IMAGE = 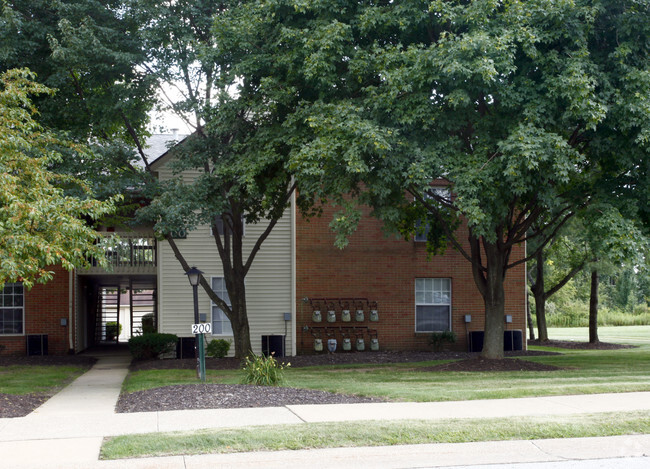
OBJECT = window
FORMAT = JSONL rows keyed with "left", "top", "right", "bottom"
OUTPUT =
{"left": 0, "top": 283, "right": 24, "bottom": 335}
{"left": 211, "top": 214, "right": 245, "bottom": 237}
{"left": 211, "top": 277, "right": 233, "bottom": 335}
{"left": 414, "top": 188, "right": 450, "bottom": 242}
{"left": 415, "top": 278, "right": 451, "bottom": 332}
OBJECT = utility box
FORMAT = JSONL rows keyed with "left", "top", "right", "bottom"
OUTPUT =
{"left": 261, "top": 335, "right": 285, "bottom": 358}
{"left": 469, "top": 330, "right": 523, "bottom": 352}
{"left": 27, "top": 334, "right": 48, "bottom": 356}
{"left": 176, "top": 337, "right": 196, "bottom": 359}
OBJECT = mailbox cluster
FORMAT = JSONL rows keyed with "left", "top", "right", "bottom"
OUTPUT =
{"left": 305, "top": 298, "right": 379, "bottom": 353}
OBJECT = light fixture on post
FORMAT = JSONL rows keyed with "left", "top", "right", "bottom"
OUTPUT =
{"left": 185, "top": 266, "right": 206, "bottom": 382}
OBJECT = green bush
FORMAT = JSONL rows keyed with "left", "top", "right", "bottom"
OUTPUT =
{"left": 241, "top": 353, "right": 289, "bottom": 386}
{"left": 128, "top": 333, "right": 178, "bottom": 360}
{"left": 106, "top": 321, "right": 122, "bottom": 340}
{"left": 206, "top": 338, "right": 231, "bottom": 358}
{"left": 141, "top": 314, "right": 156, "bottom": 334}
{"left": 428, "top": 331, "right": 457, "bottom": 352}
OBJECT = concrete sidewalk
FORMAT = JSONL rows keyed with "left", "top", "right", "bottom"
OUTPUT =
{"left": 0, "top": 354, "right": 649, "bottom": 468}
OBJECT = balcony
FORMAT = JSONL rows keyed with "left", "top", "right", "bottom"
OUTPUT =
{"left": 81, "top": 233, "right": 157, "bottom": 275}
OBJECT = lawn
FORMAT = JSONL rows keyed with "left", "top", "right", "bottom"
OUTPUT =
{"left": 0, "top": 365, "right": 90, "bottom": 396}
{"left": 101, "top": 410, "right": 650, "bottom": 459}
{"left": 121, "top": 326, "right": 650, "bottom": 401}
{"left": 542, "top": 325, "right": 650, "bottom": 345}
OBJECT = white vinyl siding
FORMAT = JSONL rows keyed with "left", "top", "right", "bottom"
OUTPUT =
{"left": 154, "top": 155, "right": 293, "bottom": 355}
{"left": 415, "top": 278, "right": 451, "bottom": 332}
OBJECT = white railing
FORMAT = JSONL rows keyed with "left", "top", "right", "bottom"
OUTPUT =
{"left": 83, "top": 233, "right": 157, "bottom": 274}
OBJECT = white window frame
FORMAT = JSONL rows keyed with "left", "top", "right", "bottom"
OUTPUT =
{"left": 0, "top": 282, "right": 24, "bottom": 336}
{"left": 210, "top": 277, "right": 233, "bottom": 336}
{"left": 415, "top": 278, "right": 452, "bottom": 332}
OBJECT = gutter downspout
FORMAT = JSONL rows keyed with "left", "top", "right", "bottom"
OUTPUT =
{"left": 291, "top": 188, "right": 297, "bottom": 356}
{"left": 68, "top": 270, "right": 74, "bottom": 353}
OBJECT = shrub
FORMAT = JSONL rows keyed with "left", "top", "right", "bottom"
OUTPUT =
{"left": 206, "top": 338, "right": 231, "bottom": 358}
{"left": 141, "top": 314, "right": 155, "bottom": 334}
{"left": 128, "top": 333, "right": 178, "bottom": 360}
{"left": 241, "top": 353, "right": 289, "bottom": 386}
{"left": 428, "top": 331, "right": 457, "bottom": 352}
{"left": 106, "top": 321, "right": 122, "bottom": 340}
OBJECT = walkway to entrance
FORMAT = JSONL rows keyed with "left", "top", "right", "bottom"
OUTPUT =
{"left": 0, "top": 350, "right": 649, "bottom": 468}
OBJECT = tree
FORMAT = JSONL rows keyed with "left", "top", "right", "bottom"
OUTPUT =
{"left": 128, "top": 0, "right": 321, "bottom": 357}
{"left": 0, "top": 68, "right": 117, "bottom": 287}
{"left": 528, "top": 221, "right": 587, "bottom": 342}
{"left": 223, "top": 0, "right": 650, "bottom": 358}
{"left": 2, "top": 0, "right": 305, "bottom": 357}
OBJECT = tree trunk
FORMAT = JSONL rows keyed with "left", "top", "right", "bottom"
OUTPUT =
{"left": 589, "top": 268, "right": 599, "bottom": 344}
{"left": 526, "top": 292, "right": 536, "bottom": 341}
{"left": 480, "top": 243, "right": 506, "bottom": 359}
{"left": 534, "top": 293, "right": 549, "bottom": 342}
{"left": 226, "top": 274, "right": 253, "bottom": 359}
{"left": 532, "top": 250, "right": 549, "bottom": 341}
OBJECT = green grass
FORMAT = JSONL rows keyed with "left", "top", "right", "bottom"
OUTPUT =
{"left": 541, "top": 325, "right": 650, "bottom": 345}
{"left": 101, "top": 410, "right": 650, "bottom": 459}
{"left": 121, "top": 326, "right": 650, "bottom": 402}
{"left": 0, "top": 365, "right": 89, "bottom": 395}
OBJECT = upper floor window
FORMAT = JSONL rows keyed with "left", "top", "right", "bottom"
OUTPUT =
{"left": 0, "top": 282, "right": 24, "bottom": 335}
{"left": 415, "top": 278, "right": 451, "bottom": 332}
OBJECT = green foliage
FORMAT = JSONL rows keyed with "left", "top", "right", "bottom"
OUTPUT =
{"left": 0, "top": 68, "right": 118, "bottom": 287}
{"left": 141, "top": 314, "right": 155, "bottom": 334}
{"left": 105, "top": 321, "right": 122, "bottom": 339}
{"left": 428, "top": 331, "right": 457, "bottom": 352}
{"left": 206, "top": 339, "right": 231, "bottom": 358}
{"left": 531, "top": 299, "right": 650, "bottom": 328}
{"left": 128, "top": 333, "right": 178, "bottom": 360}
{"left": 241, "top": 353, "right": 289, "bottom": 387}
{"left": 213, "top": 0, "right": 649, "bottom": 358}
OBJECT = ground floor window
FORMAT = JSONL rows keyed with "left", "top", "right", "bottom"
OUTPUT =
{"left": 211, "top": 277, "right": 233, "bottom": 335}
{"left": 0, "top": 282, "right": 24, "bottom": 335}
{"left": 415, "top": 278, "right": 451, "bottom": 332}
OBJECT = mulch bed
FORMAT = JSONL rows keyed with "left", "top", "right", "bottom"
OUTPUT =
{"left": 128, "top": 349, "right": 557, "bottom": 372}
{"left": 528, "top": 339, "right": 636, "bottom": 350}
{"left": 0, "top": 393, "right": 49, "bottom": 419}
{"left": 116, "top": 383, "right": 384, "bottom": 413}
{"left": 421, "top": 357, "right": 561, "bottom": 372}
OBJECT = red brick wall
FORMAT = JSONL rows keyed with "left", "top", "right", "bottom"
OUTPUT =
{"left": 0, "top": 265, "right": 73, "bottom": 356}
{"left": 296, "top": 203, "right": 527, "bottom": 354}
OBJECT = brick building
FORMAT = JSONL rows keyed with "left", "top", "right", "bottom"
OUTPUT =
{"left": 1, "top": 135, "right": 527, "bottom": 356}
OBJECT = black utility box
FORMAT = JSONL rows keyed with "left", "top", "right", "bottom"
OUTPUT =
{"left": 176, "top": 337, "right": 196, "bottom": 358}
{"left": 27, "top": 334, "right": 48, "bottom": 356}
{"left": 469, "top": 330, "right": 523, "bottom": 352}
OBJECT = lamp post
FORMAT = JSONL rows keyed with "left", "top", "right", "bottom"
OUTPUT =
{"left": 186, "top": 266, "right": 206, "bottom": 382}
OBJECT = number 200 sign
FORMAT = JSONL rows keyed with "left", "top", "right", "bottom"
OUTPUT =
{"left": 191, "top": 323, "right": 212, "bottom": 334}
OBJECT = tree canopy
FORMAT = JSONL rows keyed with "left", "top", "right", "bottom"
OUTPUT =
{"left": 211, "top": 0, "right": 650, "bottom": 358}
{"left": 0, "top": 68, "right": 117, "bottom": 287}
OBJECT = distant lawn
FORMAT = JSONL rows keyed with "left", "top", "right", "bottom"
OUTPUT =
{"left": 101, "top": 410, "right": 650, "bottom": 459}
{"left": 0, "top": 365, "right": 90, "bottom": 395}
{"left": 541, "top": 325, "right": 650, "bottom": 345}
{"left": 121, "top": 326, "right": 650, "bottom": 402}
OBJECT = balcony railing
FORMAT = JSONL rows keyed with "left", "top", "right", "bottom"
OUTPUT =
{"left": 81, "top": 233, "right": 157, "bottom": 275}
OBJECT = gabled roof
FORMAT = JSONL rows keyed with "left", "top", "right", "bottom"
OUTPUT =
{"left": 146, "top": 132, "right": 189, "bottom": 170}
